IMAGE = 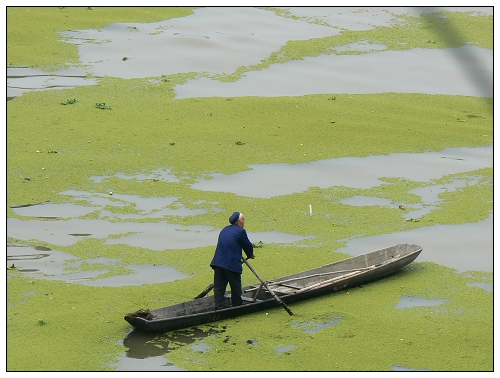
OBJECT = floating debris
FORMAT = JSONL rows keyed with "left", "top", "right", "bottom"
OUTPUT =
{"left": 61, "top": 98, "right": 77, "bottom": 105}
{"left": 96, "top": 102, "right": 112, "bottom": 110}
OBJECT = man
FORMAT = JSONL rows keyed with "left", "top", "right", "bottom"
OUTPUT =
{"left": 210, "top": 211, "right": 255, "bottom": 310}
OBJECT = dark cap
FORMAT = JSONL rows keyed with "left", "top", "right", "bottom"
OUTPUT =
{"left": 229, "top": 212, "right": 240, "bottom": 224}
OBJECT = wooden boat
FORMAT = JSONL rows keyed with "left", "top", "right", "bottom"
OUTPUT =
{"left": 125, "top": 243, "right": 422, "bottom": 332}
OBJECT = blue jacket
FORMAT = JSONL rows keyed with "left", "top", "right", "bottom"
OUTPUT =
{"left": 210, "top": 224, "right": 254, "bottom": 273}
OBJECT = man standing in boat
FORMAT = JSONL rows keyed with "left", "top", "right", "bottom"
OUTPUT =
{"left": 210, "top": 212, "right": 255, "bottom": 310}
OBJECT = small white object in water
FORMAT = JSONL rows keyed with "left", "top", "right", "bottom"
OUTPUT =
{"left": 309, "top": 204, "right": 313, "bottom": 216}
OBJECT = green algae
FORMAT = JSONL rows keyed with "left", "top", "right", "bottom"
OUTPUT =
{"left": 6, "top": 274, "right": 170, "bottom": 371}
{"left": 7, "top": 7, "right": 492, "bottom": 372}
{"left": 6, "top": 89, "right": 493, "bottom": 211}
{"left": 154, "top": 263, "right": 493, "bottom": 371}
{"left": 7, "top": 260, "right": 493, "bottom": 371}
{"left": 6, "top": 89, "right": 493, "bottom": 371}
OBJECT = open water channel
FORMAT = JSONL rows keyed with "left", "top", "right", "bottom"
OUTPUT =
{"left": 7, "top": 7, "right": 493, "bottom": 371}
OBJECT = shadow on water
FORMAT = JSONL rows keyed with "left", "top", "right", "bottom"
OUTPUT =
{"left": 116, "top": 314, "right": 345, "bottom": 368}
{"left": 111, "top": 326, "right": 226, "bottom": 371}
{"left": 417, "top": 7, "right": 493, "bottom": 112}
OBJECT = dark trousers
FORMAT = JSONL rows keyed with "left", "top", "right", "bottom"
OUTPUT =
{"left": 213, "top": 266, "right": 242, "bottom": 310}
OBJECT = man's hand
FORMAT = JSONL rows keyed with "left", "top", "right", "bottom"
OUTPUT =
{"left": 250, "top": 254, "right": 256, "bottom": 259}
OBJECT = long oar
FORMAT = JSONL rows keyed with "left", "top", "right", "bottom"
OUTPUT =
{"left": 242, "top": 256, "right": 293, "bottom": 316}
{"left": 195, "top": 283, "right": 214, "bottom": 299}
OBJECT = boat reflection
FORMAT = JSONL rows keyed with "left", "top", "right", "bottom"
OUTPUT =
{"left": 122, "top": 325, "right": 225, "bottom": 359}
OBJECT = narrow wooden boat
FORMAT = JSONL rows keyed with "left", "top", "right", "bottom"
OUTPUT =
{"left": 125, "top": 243, "right": 422, "bottom": 332}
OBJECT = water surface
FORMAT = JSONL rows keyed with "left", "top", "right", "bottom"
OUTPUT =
{"left": 192, "top": 145, "right": 492, "bottom": 197}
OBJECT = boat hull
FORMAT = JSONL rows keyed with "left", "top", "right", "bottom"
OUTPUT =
{"left": 125, "top": 243, "right": 422, "bottom": 332}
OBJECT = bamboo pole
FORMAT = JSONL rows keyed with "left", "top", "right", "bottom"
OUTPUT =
{"left": 242, "top": 256, "right": 294, "bottom": 316}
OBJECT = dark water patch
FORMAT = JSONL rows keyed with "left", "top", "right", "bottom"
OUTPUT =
{"left": 395, "top": 295, "right": 448, "bottom": 309}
